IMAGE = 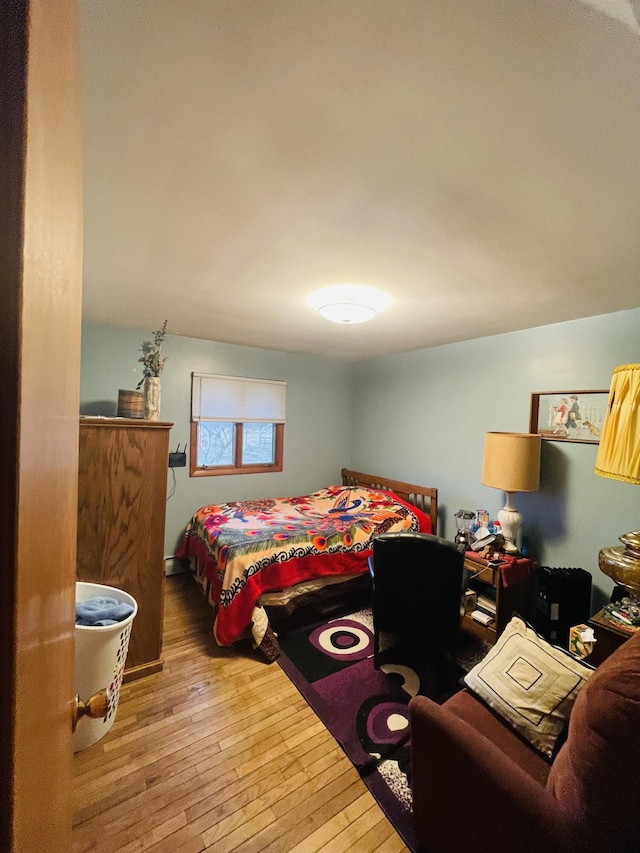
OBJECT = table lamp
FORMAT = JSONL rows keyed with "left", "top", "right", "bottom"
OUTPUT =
{"left": 594, "top": 363, "right": 640, "bottom": 598}
{"left": 481, "top": 432, "right": 542, "bottom": 554}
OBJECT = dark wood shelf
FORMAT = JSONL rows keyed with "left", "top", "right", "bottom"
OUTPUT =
{"left": 460, "top": 610, "right": 495, "bottom": 644}
{"left": 462, "top": 553, "right": 534, "bottom": 645}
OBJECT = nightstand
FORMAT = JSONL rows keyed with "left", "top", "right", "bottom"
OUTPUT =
{"left": 461, "top": 552, "right": 535, "bottom": 644}
{"left": 586, "top": 609, "right": 636, "bottom": 666}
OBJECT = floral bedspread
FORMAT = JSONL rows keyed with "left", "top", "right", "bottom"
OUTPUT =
{"left": 176, "top": 486, "right": 432, "bottom": 655}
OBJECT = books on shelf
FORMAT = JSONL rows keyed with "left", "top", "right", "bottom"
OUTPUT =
{"left": 477, "top": 594, "right": 496, "bottom": 614}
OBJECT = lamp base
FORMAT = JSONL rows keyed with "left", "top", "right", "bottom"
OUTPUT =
{"left": 497, "top": 505, "right": 522, "bottom": 555}
{"left": 599, "top": 531, "right": 640, "bottom": 598}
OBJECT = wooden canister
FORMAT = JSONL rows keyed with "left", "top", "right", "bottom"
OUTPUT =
{"left": 117, "top": 389, "right": 145, "bottom": 418}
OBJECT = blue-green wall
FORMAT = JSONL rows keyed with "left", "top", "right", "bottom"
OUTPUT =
{"left": 80, "top": 322, "right": 353, "bottom": 557}
{"left": 81, "top": 308, "right": 639, "bottom": 606}
{"left": 351, "top": 308, "right": 639, "bottom": 607}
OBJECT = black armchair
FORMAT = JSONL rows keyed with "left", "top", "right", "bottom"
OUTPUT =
{"left": 370, "top": 532, "right": 464, "bottom": 676}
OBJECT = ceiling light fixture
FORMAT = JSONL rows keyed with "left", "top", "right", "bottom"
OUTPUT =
{"left": 308, "top": 285, "right": 391, "bottom": 325}
{"left": 318, "top": 302, "right": 377, "bottom": 324}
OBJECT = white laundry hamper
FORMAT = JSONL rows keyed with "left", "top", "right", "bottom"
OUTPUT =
{"left": 74, "top": 581, "right": 138, "bottom": 752}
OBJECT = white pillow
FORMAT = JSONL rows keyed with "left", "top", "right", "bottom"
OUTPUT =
{"left": 463, "top": 615, "right": 594, "bottom": 758}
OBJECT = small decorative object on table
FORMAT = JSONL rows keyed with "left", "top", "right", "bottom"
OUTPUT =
{"left": 602, "top": 596, "right": 640, "bottom": 634}
{"left": 568, "top": 623, "right": 597, "bottom": 659}
{"left": 454, "top": 509, "right": 476, "bottom": 552}
{"left": 117, "top": 389, "right": 144, "bottom": 418}
{"left": 136, "top": 320, "right": 168, "bottom": 420}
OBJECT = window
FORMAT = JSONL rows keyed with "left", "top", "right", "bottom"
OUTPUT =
{"left": 190, "top": 373, "right": 286, "bottom": 476}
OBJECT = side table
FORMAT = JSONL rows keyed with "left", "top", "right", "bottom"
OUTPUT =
{"left": 461, "top": 553, "right": 535, "bottom": 645}
{"left": 586, "top": 609, "right": 636, "bottom": 666}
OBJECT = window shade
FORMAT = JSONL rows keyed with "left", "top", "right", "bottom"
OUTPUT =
{"left": 191, "top": 373, "right": 286, "bottom": 423}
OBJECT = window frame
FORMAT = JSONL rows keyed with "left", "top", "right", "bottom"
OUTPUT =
{"left": 189, "top": 372, "right": 286, "bottom": 477}
{"left": 189, "top": 420, "right": 284, "bottom": 476}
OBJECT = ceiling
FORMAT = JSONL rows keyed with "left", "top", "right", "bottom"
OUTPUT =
{"left": 80, "top": 0, "right": 640, "bottom": 362}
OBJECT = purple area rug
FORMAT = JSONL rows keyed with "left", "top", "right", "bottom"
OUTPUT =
{"left": 277, "top": 608, "right": 485, "bottom": 851}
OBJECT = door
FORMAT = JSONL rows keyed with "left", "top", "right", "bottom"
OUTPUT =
{"left": 0, "top": 1, "right": 82, "bottom": 850}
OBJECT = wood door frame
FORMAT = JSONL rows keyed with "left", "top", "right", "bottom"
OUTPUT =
{"left": 0, "top": 1, "right": 82, "bottom": 850}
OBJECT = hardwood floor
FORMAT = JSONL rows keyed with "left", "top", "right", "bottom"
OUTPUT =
{"left": 73, "top": 573, "right": 411, "bottom": 853}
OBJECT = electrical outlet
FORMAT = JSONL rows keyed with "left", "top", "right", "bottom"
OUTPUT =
{"left": 168, "top": 451, "right": 186, "bottom": 468}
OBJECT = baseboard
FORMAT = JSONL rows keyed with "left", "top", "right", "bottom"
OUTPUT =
{"left": 165, "top": 556, "right": 187, "bottom": 577}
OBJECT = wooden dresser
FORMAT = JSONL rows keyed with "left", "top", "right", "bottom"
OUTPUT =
{"left": 77, "top": 417, "right": 172, "bottom": 681}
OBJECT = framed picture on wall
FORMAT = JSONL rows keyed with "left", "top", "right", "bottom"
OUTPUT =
{"left": 529, "top": 390, "right": 609, "bottom": 444}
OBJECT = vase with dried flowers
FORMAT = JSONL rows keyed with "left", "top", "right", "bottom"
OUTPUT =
{"left": 136, "top": 320, "right": 168, "bottom": 420}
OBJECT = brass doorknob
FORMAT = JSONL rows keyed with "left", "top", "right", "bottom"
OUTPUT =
{"left": 72, "top": 691, "right": 109, "bottom": 733}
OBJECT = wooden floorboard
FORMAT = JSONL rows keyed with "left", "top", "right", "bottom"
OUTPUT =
{"left": 73, "top": 573, "right": 411, "bottom": 853}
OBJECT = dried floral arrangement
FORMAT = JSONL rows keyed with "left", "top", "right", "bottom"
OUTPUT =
{"left": 136, "top": 320, "right": 168, "bottom": 388}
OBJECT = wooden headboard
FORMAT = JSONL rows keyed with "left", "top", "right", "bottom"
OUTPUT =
{"left": 341, "top": 468, "right": 438, "bottom": 536}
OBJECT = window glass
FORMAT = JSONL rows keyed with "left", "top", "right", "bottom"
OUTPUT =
{"left": 242, "top": 422, "right": 275, "bottom": 465}
{"left": 197, "top": 421, "right": 234, "bottom": 467}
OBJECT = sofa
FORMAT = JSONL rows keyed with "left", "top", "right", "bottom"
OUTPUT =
{"left": 409, "top": 618, "right": 640, "bottom": 853}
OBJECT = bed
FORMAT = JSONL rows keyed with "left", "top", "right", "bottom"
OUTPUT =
{"left": 176, "top": 468, "right": 438, "bottom": 660}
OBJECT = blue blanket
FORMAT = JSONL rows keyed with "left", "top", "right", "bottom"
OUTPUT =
{"left": 76, "top": 596, "right": 134, "bottom": 626}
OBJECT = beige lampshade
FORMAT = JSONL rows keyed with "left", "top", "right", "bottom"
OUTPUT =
{"left": 594, "top": 363, "right": 640, "bottom": 485}
{"left": 482, "top": 432, "right": 541, "bottom": 493}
